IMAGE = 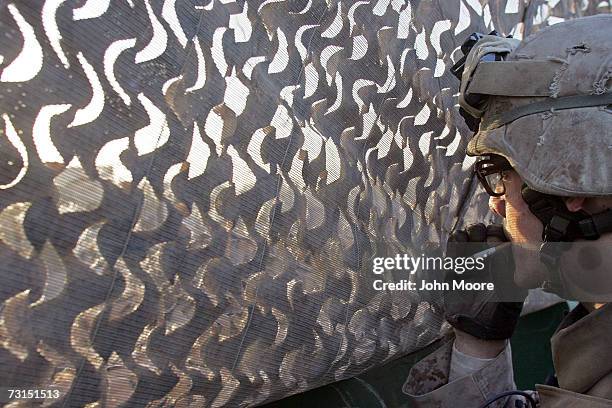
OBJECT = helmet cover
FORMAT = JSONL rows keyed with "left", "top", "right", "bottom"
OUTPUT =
{"left": 463, "top": 15, "right": 612, "bottom": 197}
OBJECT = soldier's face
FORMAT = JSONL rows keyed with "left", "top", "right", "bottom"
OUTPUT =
{"left": 488, "top": 170, "right": 548, "bottom": 287}
{"left": 490, "top": 170, "right": 542, "bottom": 243}
{"left": 488, "top": 170, "right": 612, "bottom": 290}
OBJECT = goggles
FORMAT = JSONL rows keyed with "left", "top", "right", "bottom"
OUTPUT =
{"left": 450, "top": 30, "right": 510, "bottom": 132}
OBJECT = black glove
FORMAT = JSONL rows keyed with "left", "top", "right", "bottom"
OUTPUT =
{"left": 444, "top": 223, "right": 526, "bottom": 340}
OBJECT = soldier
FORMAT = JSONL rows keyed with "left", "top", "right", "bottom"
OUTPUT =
{"left": 402, "top": 14, "right": 612, "bottom": 407}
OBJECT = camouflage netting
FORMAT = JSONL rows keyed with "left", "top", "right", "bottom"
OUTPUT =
{"left": 0, "top": 0, "right": 608, "bottom": 407}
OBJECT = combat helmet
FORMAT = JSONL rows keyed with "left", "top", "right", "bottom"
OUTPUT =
{"left": 458, "top": 14, "right": 612, "bottom": 197}
{"left": 453, "top": 15, "right": 612, "bottom": 289}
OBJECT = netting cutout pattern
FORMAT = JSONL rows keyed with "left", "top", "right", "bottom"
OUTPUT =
{"left": 0, "top": 0, "right": 608, "bottom": 406}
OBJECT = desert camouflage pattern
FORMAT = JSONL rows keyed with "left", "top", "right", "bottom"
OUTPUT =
{"left": 403, "top": 304, "right": 612, "bottom": 407}
{"left": 0, "top": 0, "right": 608, "bottom": 406}
{"left": 466, "top": 13, "right": 612, "bottom": 197}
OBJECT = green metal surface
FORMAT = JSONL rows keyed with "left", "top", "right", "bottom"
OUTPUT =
{"left": 510, "top": 302, "right": 569, "bottom": 390}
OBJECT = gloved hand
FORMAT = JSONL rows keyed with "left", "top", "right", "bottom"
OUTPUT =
{"left": 444, "top": 223, "right": 526, "bottom": 340}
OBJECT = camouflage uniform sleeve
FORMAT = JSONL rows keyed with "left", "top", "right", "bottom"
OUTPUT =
{"left": 402, "top": 337, "right": 518, "bottom": 408}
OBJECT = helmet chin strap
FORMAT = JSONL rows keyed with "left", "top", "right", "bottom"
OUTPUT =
{"left": 520, "top": 184, "right": 612, "bottom": 295}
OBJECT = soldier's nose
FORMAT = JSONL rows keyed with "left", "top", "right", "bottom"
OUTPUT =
{"left": 489, "top": 195, "right": 506, "bottom": 218}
